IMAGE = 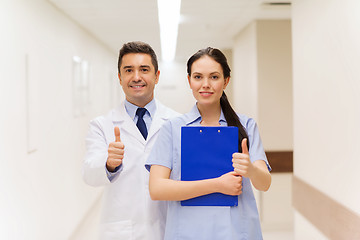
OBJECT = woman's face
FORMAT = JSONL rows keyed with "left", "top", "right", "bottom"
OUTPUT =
{"left": 188, "top": 56, "right": 229, "bottom": 107}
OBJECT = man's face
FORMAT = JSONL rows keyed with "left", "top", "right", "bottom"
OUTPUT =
{"left": 118, "top": 53, "right": 159, "bottom": 107}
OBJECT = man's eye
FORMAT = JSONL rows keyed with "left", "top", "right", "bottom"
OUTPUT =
{"left": 141, "top": 68, "right": 149, "bottom": 72}
{"left": 212, "top": 75, "right": 219, "bottom": 79}
{"left": 125, "top": 69, "right": 132, "bottom": 73}
{"left": 194, "top": 75, "right": 201, "bottom": 79}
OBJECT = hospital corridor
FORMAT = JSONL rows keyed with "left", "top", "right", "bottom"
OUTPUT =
{"left": 1, "top": 0, "right": 359, "bottom": 239}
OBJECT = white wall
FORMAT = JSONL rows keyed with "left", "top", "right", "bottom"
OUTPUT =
{"left": 292, "top": 0, "right": 360, "bottom": 238}
{"left": 257, "top": 20, "right": 293, "bottom": 151}
{"left": 233, "top": 22, "right": 259, "bottom": 119}
{"left": 233, "top": 20, "right": 293, "bottom": 150}
{"left": 0, "top": 0, "right": 120, "bottom": 239}
{"left": 156, "top": 60, "right": 194, "bottom": 114}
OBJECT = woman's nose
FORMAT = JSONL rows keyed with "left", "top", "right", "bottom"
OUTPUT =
{"left": 202, "top": 78, "right": 210, "bottom": 88}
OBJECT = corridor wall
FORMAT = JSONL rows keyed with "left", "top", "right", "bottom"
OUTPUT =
{"left": 292, "top": 0, "right": 360, "bottom": 239}
{"left": 0, "top": 0, "right": 120, "bottom": 239}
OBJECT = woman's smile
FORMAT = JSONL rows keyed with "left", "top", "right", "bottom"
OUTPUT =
{"left": 199, "top": 91, "right": 214, "bottom": 97}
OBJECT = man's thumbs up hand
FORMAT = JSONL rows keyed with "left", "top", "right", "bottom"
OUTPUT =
{"left": 114, "top": 126, "right": 121, "bottom": 142}
{"left": 106, "top": 127, "right": 125, "bottom": 172}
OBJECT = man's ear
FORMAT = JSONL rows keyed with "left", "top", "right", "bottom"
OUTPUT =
{"left": 155, "top": 70, "right": 160, "bottom": 84}
{"left": 187, "top": 75, "right": 191, "bottom": 88}
{"left": 118, "top": 73, "right": 122, "bottom": 84}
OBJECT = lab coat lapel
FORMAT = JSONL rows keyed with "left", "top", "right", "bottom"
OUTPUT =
{"left": 112, "top": 102, "right": 146, "bottom": 145}
{"left": 147, "top": 100, "right": 169, "bottom": 142}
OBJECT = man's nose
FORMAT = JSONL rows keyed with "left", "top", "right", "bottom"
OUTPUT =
{"left": 134, "top": 70, "right": 141, "bottom": 80}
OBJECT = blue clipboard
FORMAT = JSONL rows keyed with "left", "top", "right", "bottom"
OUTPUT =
{"left": 181, "top": 126, "right": 239, "bottom": 206}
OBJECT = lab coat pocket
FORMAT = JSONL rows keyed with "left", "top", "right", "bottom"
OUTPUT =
{"left": 99, "top": 220, "right": 133, "bottom": 240}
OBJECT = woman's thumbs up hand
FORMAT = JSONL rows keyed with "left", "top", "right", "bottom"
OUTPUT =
{"left": 232, "top": 138, "right": 254, "bottom": 178}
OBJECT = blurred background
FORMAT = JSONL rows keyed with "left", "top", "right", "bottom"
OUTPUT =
{"left": 1, "top": 0, "right": 359, "bottom": 239}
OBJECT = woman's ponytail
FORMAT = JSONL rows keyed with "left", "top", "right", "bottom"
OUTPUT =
{"left": 220, "top": 92, "right": 249, "bottom": 152}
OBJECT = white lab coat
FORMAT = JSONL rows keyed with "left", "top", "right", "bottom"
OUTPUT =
{"left": 83, "top": 99, "right": 179, "bottom": 240}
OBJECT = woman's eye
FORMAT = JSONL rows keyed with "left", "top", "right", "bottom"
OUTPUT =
{"left": 194, "top": 75, "right": 201, "bottom": 79}
{"left": 212, "top": 75, "right": 219, "bottom": 80}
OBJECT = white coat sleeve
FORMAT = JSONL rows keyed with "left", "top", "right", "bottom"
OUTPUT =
{"left": 82, "top": 117, "right": 112, "bottom": 186}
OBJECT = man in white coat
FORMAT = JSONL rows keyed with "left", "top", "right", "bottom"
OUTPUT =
{"left": 83, "top": 41, "right": 179, "bottom": 240}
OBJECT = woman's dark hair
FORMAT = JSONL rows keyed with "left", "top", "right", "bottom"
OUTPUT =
{"left": 187, "top": 47, "right": 249, "bottom": 152}
{"left": 118, "top": 41, "right": 158, "bottom": 73}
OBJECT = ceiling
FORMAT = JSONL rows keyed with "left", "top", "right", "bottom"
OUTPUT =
{"left": 48, "top": 0, "right": 291, "bottom": 61}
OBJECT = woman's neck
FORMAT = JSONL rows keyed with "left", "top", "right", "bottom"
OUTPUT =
{"left": 197, "top": 103, "right": 222, "bottom": 126}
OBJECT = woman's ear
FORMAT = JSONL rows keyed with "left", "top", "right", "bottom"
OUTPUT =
{"left": 187, "top": 75, "right": 191, "bottom": 88}
{"left": 224, "top": 77, "right": 230, "bottom": 89}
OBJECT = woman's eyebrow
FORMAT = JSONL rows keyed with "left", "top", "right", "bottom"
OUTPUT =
{"left": 192, "top": 72, "right": 202, "bottom": 75}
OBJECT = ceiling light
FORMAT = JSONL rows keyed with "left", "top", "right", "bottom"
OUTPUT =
{"left": 157, "top": 0, "right": 181, "bottom": 61}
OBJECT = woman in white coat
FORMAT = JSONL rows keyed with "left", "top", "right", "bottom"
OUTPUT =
{"left": 83, "top": 41, "right": 179, "bottom": 240}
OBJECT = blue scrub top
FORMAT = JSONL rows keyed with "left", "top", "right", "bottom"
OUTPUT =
{"left": 145, "top": 104, "right": 271, "bottom": 240}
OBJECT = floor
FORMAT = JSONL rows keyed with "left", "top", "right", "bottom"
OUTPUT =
{"left": 263, "top": 230, "right": 294, "bottom": 240}
{"left": 69, "top": 199, "right": 294, "bottom": 240}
